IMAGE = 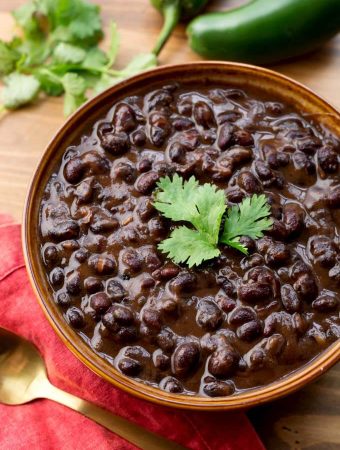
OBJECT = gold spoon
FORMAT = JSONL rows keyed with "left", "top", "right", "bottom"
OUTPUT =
{"left": 0, "top": 327, "right": 186, "bottom": 450}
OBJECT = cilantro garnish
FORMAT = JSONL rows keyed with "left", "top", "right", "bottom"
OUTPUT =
{"left": 220, "top": 194, "right": 273, "bottom": 255}
{"left": 154, "top": 174, "right": 226, "bottom": 267}
{"left": 154, "top": 175, "right": 273, "bottom": 267}
{"left": 0, "top": 0, "right": 157, "bottom": 115}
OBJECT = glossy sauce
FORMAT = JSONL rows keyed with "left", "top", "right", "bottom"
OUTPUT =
{"left": 39, "top": 83, "right": 339, "bottom": 397}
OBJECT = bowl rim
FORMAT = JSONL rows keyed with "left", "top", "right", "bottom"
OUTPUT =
{"left": 23, "top": 61, "right": 340, "bottom": 410}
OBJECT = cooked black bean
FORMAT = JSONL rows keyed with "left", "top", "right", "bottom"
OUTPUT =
{"left": 118, "top": 357, "right": 142, "bottom": 376}
{"left": 172, "top": 341, "right": 200, "bottom": 377}
{"left": 90, "top": 292, "right": 112, "bottom": 314}
{"left": 66, "top": 307, "right": 85, "bottom": 329}
{"left": 237, "top": 320, "right": 262, "bottom": 342}
{"left": 281, "top": 284, "right": 301, "bottom": 313}
{"left": 208, "top": 346, "right": 239, "bottom": 378}
{"left": 203, "top": 380, "right": 234, "bottom": 397}
{"left": 135, "top": 171, "right": 160, "bottom": 194}
{"left": 39, "top": 81, "right": 340, "bottom": 397}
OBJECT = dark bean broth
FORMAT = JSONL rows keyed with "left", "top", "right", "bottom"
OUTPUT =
{"left": 39, "top": 82, "right": 340, "bottom": 397}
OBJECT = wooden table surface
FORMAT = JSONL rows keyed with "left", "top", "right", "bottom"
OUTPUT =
{"left": 0, "top": 1, "right": 339, "bottom": 448}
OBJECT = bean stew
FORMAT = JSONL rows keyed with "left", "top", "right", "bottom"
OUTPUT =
{"left": 39, "top": 81, "right": 339, "bottom": 397}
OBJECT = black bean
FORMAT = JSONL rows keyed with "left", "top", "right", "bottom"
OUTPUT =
{"left": 75, "top": 179, "right": 93, "bottom": 203}
{"left": 43, "top": 245, "right": 59, "bottom": 266}
{"left": 131, "top": 129, "right": 146, "bottom": 147}
{"left": 121, "top": 248, "right": 143, "bottom": 274}
{"left": 266, "top": 243, "right": 290, "bottom": 266}
{"left": 238, "top": 171, "right": 262, "bottom": 194}
{"left": 172, "top": 341, "right": 200, "bottom": 377}
{"left": 101, "top": 132, "right": 130, "bottom": 154}
{"left": 281, "top": 284, "right": 301, "bottom": 313}
{"left": 203, "top": 380, "right": 234, "bottom": 397}
{"left": 90, "top": 292, "right": 112, "bottom": 314}
{"left": 283, "top": 204, "right": 304, "bottom": 238}
{"left": 112, "top": 162, "right": 136, "bottom": 183}
{"left": 312, "top": 294, "right": 338, "bottom": 312}
{"left": 112, "top": 305, "right": 135, "bottom": 325}
{"left": 173, "top": 117, "right": 194, "bottom": 131}
{"left": 153, "top": 350, "right": 170, "bottom": 370}
{"left": 233, "top": 129, "right": 254, "bottom": 146}
{"left": 49, "top": 220, "right": 80, "bottom": 241}
{"left": 196, "top": 299, "right": 223, "bottom": 331}
{"left": 265, "top": 333, "right": 286, "bottom": 355}
{"left": 317, "top": 145, "right": 338, "bottom": 173}
{"left": 156, "top": 329, "right": 176, "bottom": 352}
{"left": 118, "top": 357, "right": 142, "bottom": 376}
{"left": 64, "top": 158, "right": 84, "bottom": 183}
{"left": 309, "top": 236, "right": 337, "bottom": 268}
{"left": 238, "top": 282, "right": 273, "bottom": 303}
{"left": 74, "top": 249, "right": 89, "bottom": 263}
{"left": 66, "top": 271, "right": 81, "bottom": 295}
{"left": 208, "top": 346, "right": 239, "bottom": 378}
{"left": 168, "top": 142, "right": 187, "bottom": 163}
{"left": 294, "top": 273, "right": 318, "bottom": 301}
{"left": 50, "top": 267, "right": 64, "bottom": 287}
{"left": 169, "top": 271, "right": 197, "bottom": 295}
{"left": 113, "top": 103, "right": 136, "bottom": 132}
{"left": 116, "top": 326, "right": 138, "bottom": 343}
{"left": 84, "top": 276, "right": 104, "bottom": 294}
{"left": 237, "top": 320, "right": 262, "bottom": 342}
{"left": 142, "top": 308, "right": 162, "bottom": 331}
{"left": 135, "top": 171, "right": 160, "bottom": 194}
{"left": 215, "top": 295, "right": 236, "bottom": 313}
{"left": 255, "top": 160, "right": 273, "bottom": 181}
{"left": 66, "top": 307, "right": 85, "bottom": 329}
{"left": 229, "top": 306, "right": 256, "bottom": 325}
{"left": 160, "top": 376, "right": 183, "bottom": 393}
{"left": 218, "top": 123, "right": 233, "bottom": 150}
{"left": 56, "top": 292, "right": 71, "bottom": 307}
{"left": 193, "top": 101, "right": 216, "bottom": 128}
{"left": 106, "top": 279, "right": 127, "bottom": 301}
{"left": 89, "top": 255, "right": 117, "bottom": 275}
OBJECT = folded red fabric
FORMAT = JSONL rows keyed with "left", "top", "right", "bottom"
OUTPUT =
{"left": 0, "top": 214, "right": 264, "bottom": 450}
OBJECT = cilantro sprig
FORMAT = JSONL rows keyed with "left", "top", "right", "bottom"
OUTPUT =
{"left": 154, "top": 174, "right": 226, "bottom": 267}
{"left": 0, "top": 0, "right": 157, "bottom": 115}
{"left": 154, "top": 175, "right": 273, "bottom": 267}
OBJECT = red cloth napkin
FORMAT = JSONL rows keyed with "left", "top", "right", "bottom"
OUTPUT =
{"left": 0, "top": 214, "right": 264, "bottom": 450}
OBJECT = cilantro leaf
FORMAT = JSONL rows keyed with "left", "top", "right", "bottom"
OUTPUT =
{"left": 1, "top": 72, "right": 40, "bottom": 109}
{"left": 154, "top": 174, "right": 226, "bottom": 265}
{"left": 12, "top": 2, "right": 44, "bottom": 40}
{"left": 154, "top": 174, "right": 200, "bottom": 223}
{"left": 61, "top": 72, "right": 87, "bottom": 116}
{"left": 191, "top": 183, "right": 226, "bottom": 244}
{"left": 0, "top": 41, "right": 19, "bottom": 75}
{"left": 53, "top": 42, "right": 86, "bottom": 64}
{"left": 221, "top": 194, "right": 273, "bottom": 254}
{"left": 35, "top": 68, "right": 64, "bottom": 96}
{"left": 158, "top": 226, "right": 220, "bottom": 268}
{"left": 106, "top": 22, "right": 120, "bottom": 68}
{"left": 82, "top": 47, "right": 108, "bottom": 70}
{"left": 120, "top": 53, "right": 158, "bottom": 76}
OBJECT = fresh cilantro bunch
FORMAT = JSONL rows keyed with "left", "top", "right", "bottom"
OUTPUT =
{"left": 154, "top": 174, "right": 273, "bottom": 267}
{"left": 0, "top": 0, "right": 157, "bottom": 115}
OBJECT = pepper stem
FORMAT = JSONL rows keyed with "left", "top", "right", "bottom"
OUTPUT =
{"left": 152, "top": 1, "right": 181, "bottom": 56}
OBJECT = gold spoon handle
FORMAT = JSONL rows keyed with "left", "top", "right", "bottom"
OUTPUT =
{"left": 38, "top": 378, "right": 186, "bottom": 450}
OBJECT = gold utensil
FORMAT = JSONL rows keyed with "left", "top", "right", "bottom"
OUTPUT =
{"left": 0, "top": 328, "right": 186, "bottom": 450}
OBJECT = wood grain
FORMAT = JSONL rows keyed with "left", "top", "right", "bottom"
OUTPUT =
{"left": 0, "top": 1, "right": 339, "bottom": 448}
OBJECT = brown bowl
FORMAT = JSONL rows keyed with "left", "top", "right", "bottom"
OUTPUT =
{"left": 23, "top": 62, "right": 340, "bottom": 410}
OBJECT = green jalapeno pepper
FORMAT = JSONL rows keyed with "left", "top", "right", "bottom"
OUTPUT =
{"left": 187, "top": 0, "right": 340, "bottom": 64}
{"left": 151, "top": 0, "right": 209, "bottom": 55}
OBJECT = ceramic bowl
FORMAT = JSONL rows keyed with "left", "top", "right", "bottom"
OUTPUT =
{"left": 23, "top": 62, "right": 340, "bottom": 410}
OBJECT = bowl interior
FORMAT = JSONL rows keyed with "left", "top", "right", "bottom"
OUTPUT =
{"left": 24, "top": 62, "right": 340, "bottom": 410}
